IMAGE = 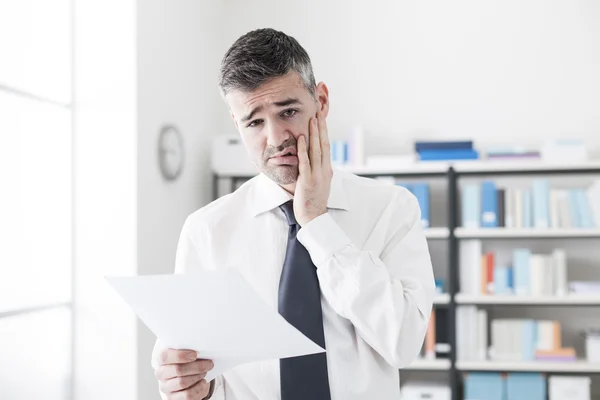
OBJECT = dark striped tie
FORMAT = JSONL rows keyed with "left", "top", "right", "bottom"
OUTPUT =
{"left": 278, "top": 200, "right": 331, "bottom": 400}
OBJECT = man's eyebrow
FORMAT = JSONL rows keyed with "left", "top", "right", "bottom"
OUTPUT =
{"left": 241, "top": 105, "right": 263, "bottom": 123}
{"left": 273, "top": 98, "right": 301, "bottom": 108}
{"left": 241, "top": 98, "right": 302, "bottom": 123}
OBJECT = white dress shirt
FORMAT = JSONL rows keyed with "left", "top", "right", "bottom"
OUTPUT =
{"left": 153, "top": 169, "right": 435, "bottom": 400}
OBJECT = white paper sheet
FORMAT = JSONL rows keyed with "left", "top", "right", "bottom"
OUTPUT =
{"left": 106, "top": 269, "right": 325, "bottom": 381}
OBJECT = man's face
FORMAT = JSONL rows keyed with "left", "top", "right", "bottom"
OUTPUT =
{"left": 226, "top": 72, "right": 328, "bottom": 185}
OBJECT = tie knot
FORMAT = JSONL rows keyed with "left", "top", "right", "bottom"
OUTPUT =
{"left": 279, "top": 200, "right": 297, "bottom": 226}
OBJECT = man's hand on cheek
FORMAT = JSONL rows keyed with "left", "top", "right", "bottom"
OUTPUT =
{"left": 293, "top": 111, "right": 333, "bottom": 227}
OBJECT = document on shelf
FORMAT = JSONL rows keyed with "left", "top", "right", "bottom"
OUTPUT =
{"left": 106, "top": 269, "right": 325, "bottom": 382}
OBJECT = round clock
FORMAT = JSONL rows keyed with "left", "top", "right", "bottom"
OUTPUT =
{"left": 157, "top": 125, "right": 184, "bottom": 181}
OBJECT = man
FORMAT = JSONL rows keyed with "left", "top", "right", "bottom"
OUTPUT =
{"left": 152, "top": 28, "right": 434, "bottom": 400}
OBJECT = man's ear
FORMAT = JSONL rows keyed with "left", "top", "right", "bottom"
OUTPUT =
{"left": 315, "top": 82, "right": 330, "bottom": 118}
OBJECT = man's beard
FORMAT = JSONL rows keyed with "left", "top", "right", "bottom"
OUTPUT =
{"left": 260, "top": 137, "right": 299, "bottom": 185}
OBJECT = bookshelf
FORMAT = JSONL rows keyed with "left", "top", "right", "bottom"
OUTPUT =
{"left": 456, "top": 360, "right": 600, "bottom": 373}
{"left": 455, "top": 227, "right": 600, "bottom": 239}
{"left": 455, "top": 294, "right": 600, "bottom": 306}
{"left": 434, "top": 293, "right": 451, "bottom": 305}
{"left": 424, "top": 227, "right": 451, "bottom": 239}
{"left": 212, "top": 160, "right": 600, "bottom": 400}
{"left": 405, "top": 358, "right": 452, "bottom": 371}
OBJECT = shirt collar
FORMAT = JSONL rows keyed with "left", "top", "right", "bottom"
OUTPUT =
{"left": 250, "top": 169, "right": 350, "bottom": 218}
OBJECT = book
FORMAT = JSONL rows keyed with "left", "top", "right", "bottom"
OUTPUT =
{"left": 523, "top": 189, "right": 533, "bottom": 228}
{"left": 435, "top": 308, "right": 451, "bottom": 359}
{"left": 460, "top": 240, "right": 482, "bottom": 295}
{"left": 481, "top": 181, "right": 498, "bottom": 228}
{"left": 462, "top": 184, "right": 481, "bottom": 228}
{"left": 532, "top": 179, "right": 550, "bottom": 228}
{"left": 513, "top": 249, "right": 531, "bottom": 295}
{"left": 568, "top": 189, "right": 582, "bottom": 228}
{"left": 415, "top": 140, "right": 473, "bottom": 152}
{"left": 557, "top": 190, "right": 572, "bottom": 228}
{"left": 550, "top": 189, "right": 560, "bottom": 228}
{"left": 553, "top": 249, "right": 567, "bottom": 296}
{"left": 412, "top": 183, "right": 430, "bottom": 228}
{"left": 577, "top": 189, "right": 595, "bottom": 228}
{"left": 588, "top": 180, "right": 600, "bottom": 228}
{"left": 497, "top": 188, "right": 505, "bottom": 227}
{"left": 505, "top": 188, "right": 514, "bottom": 228}
{"left": 419, "top": 149, "right": 479, "bottom": 161}
{"left": 514, "top": 189, "right": 523, "bottom": 228}
{"left": 477, "top": 309, "right": 488, "bottom": 360}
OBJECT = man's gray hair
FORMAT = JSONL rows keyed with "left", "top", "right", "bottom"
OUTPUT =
{"left": 219, "top": 28, "right": 316, "bottom": 98}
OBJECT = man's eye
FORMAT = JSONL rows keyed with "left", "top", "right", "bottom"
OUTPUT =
{"left": 282, "top": 109, "right": 297, "bottom": 118}
{"left": 247, "top": 119, "right": 263, "bottom": 128}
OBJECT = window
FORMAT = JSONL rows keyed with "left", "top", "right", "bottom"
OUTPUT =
{"left": 0, "top": 0, "right": 73, "bottom": 398}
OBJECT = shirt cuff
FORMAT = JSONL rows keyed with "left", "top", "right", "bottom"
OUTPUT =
{"left": 297, "top": 212, "right": 352, "bottom": 266}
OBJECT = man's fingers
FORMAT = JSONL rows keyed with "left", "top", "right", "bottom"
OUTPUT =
{"left": 158, "top": 348, "right": 197, "bottom": 365}
{"left": 309, "top": 115, "right": 322, "bottom": 170}
{"left": 160, "top": 374, "right": 205, "bottom": 394}
{"left": 317, "top": 112, "right": 332, "bottom": 172}
{"left": 169, "top": 379, "right": 210, "bottom": 400}
{"left": 155, "top": 359, "right": 214, "bottom": 380}
{"left": 297, "top": 134, "right": 311, "bottom": 177}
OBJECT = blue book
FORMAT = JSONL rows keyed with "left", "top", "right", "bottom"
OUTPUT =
{"left": 481, "top": 181, "right": 498, "bottom": 228}
{"left": 506, "top": 373, "right": 546, "bottom": 400}
{"left": 522, "top": 190, "right": 533, "bottom": 228}
{"left": 507, "top": 267, "right": 514, "bottom": 291}
{"left": 568, "top": 189, "right": 582, "bottom": 228}
{"left": 464, "top": 373, "right": 505, "bottom": 400}
{"left": 415, "top": 140, "right": 473, "bottom": 152}
{"left": 343, "top": 141, "right": 349, "bottom": 163}
{"left": 513, "top": 249, "right": 531, "bottom": 295}
{"left": 412, "top": 183, "right": 430, "bottom": 228}
{"left": 521, "top": 320, "right": 536, "bottom": 361}
{"left": 418, "top": 149, "right": 479, "bottom": 161}
{"left": 577, "top": 189, "right": 595, "bottom": 228}
{"left": 462, "top": 184, "right": 481, "bottom": 228}
{"left": 494, "top": 265, "right": 510, "bottom": 294}
{"left": 532, "top": 180, "right": 550, "bottom": 228}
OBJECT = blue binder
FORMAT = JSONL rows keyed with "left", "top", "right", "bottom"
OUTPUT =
{"left": 532, "top": 180, "right": 550, "bottom": 228}
{"left": 462, "top": 184, "right": 481, "bottom": 228}
{"left": 412, "top": 183, "right": 430, "bottom": 228}
{"left": 481, "top": 181, "right": 498, "bottom": 228}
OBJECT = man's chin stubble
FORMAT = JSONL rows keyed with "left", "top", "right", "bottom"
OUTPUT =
{"left": 263, "top": 164, "right": 298, "bottom": 185}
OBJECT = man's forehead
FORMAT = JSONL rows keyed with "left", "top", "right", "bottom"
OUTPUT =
{"left": 228, "top": 74, "right": 306, "bottom": 107}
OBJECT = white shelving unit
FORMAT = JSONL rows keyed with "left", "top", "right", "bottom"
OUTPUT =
{"left": 434, "top": 293, "right": 451, "bottom": 305}
{"left": 405, "top": 358, "right": 452, "bottom": 371}
{"left": 456, "top": 360, "right": 600, "bottom": 373}
{"left": 454, "top": 227, "right": 600, "bottom": 239}
{"left": 455, "top": 294, "right": 600, "bottom": 305}
{"left": 424, "top": 227, "right": 450, "bottom": 239}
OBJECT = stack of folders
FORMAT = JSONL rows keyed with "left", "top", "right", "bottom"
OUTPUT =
{"left": 415, "top": 140, "right": 479, "bottom": 161}
{"left": 461, "top": 179, "right": 600, "bottom": 228}
{"left": 459, "top": 241, "right": 568, "bottom": 296}
{"left": 423, "top": 308, "right": 450, "bottom": 360}
{"left": 457, "top": 306, "right": 577, "bottom": 362}
{"left": 464, "top": 373, "right": 546, "bottom": 400}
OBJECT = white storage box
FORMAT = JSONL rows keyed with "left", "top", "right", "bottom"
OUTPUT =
{"left": 584, "top": 329, "right": 600, "bottom": 363}
{"left": 548, "top": 376, "right": 590, "bottom": 400}
{"left": 401, "top": 382, "right": 451, "bottom": 400}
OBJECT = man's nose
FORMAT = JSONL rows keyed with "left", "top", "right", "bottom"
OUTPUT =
{"left": 265, "top": 120, "right": 292, "bottom": 147}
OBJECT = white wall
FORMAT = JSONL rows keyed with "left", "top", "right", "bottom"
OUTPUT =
{"left": 218, "top": 0, "right": 600, "bottom": 156}
{"left": 74, "top": 1, "right": 138, "bottom": 399}
{"left": 136, "top": 1, "right": 227, "bottom": 399}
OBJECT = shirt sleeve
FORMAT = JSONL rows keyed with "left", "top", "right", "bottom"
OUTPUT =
{"left": 151, "top": 216, "right": 226, "bottom": 399}
{"left": 297, "top": 191, "right": 435, "bottom": 369}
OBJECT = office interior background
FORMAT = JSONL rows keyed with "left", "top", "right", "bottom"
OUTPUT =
{"left": 2, "top": 0, "right": 600, "bottom": 399}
